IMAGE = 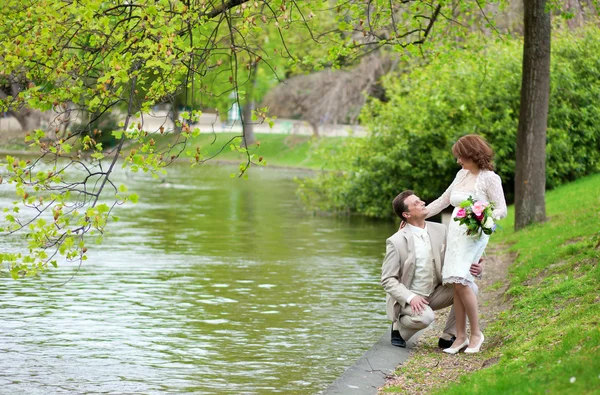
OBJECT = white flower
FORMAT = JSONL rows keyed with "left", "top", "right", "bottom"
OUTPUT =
{"left": 483, "top": 216, "right": 495, "bottom": 229}
{"left": 570, "top": 377, "right": 576, "bottom": 384}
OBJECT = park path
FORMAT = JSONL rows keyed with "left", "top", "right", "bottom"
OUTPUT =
{"left": 0, "top": 111, "right": 367, "bottom": 143}
{"left": 138, "top": 110, "right": 367, "bottom": 137}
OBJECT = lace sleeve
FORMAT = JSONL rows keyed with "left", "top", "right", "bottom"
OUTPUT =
{"left": 425, "top": 170, "right": 466, "bottom": 218}
{"left": 485, "top": 172, "right": 507, "bottom": 220}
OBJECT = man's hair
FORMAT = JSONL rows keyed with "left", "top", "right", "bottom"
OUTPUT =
{"left": 392, "top": 190, "right": 414, "bottom": 220}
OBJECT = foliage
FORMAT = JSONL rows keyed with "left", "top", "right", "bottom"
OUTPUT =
{"left": 300, "top": 27, "right": 600, "bottom": 218}
{"left": 0, "top": 0, "right": 296, "bottom": 277}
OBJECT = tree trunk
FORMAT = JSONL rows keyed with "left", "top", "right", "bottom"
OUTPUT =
{"left": 241, "top": 63, "right": 258, "bottom": 148}
{"left": 514, "top": 0, "right": 551, "bottom": 230}
{"left": 241, "top": 99, "right": 256, "bottom": 148}
{"left": 309, "top": 121, "right": 319, "bottom": 137}
{"left": 170, "top": 91, "right": 186, "bottom": 133}
{"left": 10, "top": 107, "right": 43, "bottom": 132}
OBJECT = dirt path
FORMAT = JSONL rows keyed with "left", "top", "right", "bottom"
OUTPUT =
{"left": 380, "top": 244, "right": 515, "bottom": 394}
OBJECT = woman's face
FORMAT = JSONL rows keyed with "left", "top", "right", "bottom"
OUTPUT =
{"left": 457, "top": 156, "right": 478, "bottom": 172}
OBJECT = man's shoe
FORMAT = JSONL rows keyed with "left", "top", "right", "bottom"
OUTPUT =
{"left": 391, "top": 325, "right": 406, "bottom": 348}
{"left": 438, "top": 335, "right": 456, "bottom": 349}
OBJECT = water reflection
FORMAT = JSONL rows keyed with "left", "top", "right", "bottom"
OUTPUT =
{"left": 0, "top": 163, "right": 396, "bottom": 394}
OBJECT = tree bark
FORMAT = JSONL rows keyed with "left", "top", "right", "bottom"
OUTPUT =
{"left": 309, "top": 121, "right": 319, "bottom": 137}
{"left": 514, "top": 0, "right": 551, "bottom": 230}
{"left": 9, "top": 107, "right": 43, "bottom": 132}
{"left": 241, "top": 63, "right": 257, "bottom": 148}
{"left": 241, "top": 99, "right": 255, "bottom": 148}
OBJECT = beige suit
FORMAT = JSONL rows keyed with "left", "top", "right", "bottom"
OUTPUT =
{"left": 381, "top": 221, "right": 456, "bottom": 341}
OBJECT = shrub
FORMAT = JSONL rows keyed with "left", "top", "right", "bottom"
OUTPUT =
{"left": 299, "top": 27, "right": 600, "bottom": 218}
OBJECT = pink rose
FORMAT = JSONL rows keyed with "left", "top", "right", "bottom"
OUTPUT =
{"left": 472, "top": 201, "right": 486, "bottom": 217}
{"left": 456, "top": 208, "right": 466, "bottom": 219}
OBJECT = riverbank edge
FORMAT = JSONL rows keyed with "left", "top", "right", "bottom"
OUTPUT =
{"left": 0, "top": 148, "right": 323, "bottom": 174}
{"left": 0, "top": 132, "right": 346, "bottom": 172}
{"left": 319, "top": 327, "right": 419, "bottom": 395}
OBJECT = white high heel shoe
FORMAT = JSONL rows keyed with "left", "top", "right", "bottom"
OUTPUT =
{"left": 443, "top": 338, "right": 469, "bottom": 354}
{"left": 464, "top": 333, "right": 485, "bottom": 354}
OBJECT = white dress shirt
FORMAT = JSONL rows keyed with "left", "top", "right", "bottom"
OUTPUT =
{"left": 406, "top": 223, "right": 436, "bottom": 303}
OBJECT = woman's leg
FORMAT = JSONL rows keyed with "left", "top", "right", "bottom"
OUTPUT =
{"left": 450, "top": 284, "right": 467, "bottom": 347}
{"left": 455, "top": 283, "right": 482, "bottom": 347}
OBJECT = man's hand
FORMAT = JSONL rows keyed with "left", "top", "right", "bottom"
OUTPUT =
{"left": 470, "top": 257, "right": 484, "bottom": 277}
{"left": 409, "top": 295, "right": 429, "bottom": 315}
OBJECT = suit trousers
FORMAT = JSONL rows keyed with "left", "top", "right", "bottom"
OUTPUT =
{"left": 397, "top": 284, "right": 456, "bottom": 342}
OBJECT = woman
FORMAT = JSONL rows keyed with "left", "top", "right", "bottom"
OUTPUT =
{"left": 426, "top": 134, "right": 507, "bottom": 354}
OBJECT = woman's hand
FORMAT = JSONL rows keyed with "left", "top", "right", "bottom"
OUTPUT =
{"left": 470, "top": 258, "right": 484, "bottom": 278}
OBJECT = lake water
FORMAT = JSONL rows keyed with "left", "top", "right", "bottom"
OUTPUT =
{"left": 0, "top": 162, "right": 396, "bottom": 394}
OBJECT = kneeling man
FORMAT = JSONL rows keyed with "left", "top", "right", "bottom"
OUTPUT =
{"left": 381, "top": 190, "right": 481, "bottom": 348}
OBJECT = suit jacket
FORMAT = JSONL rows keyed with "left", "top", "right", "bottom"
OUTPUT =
{"left": 381, "top": 221, "right": 447, "bottom": 321}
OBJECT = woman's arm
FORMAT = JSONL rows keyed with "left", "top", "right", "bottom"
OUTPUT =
{"left": 487, "top": 172, "right": 507, "bottom": 220}
{"left": 425, "top": 170, "right": 466, "bottom": 218}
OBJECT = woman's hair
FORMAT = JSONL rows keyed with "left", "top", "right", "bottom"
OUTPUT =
{"left": 452, "top": 134, "right": 495, "bottom": 171}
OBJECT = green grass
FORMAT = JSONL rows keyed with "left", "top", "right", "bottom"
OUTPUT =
{"left": 487, "top": 280, "right": 504, "bottom": 292}
{"left": 132, "top": 132, "right": 348, "bottom": 170}
{"left": 438, "top": 173, "right": 600, "bottom": 394}
{"left": 0, "top": 132, "right": 348, "bottom": 170}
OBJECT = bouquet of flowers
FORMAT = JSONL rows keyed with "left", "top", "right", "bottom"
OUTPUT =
{"left": 454, "top": 196, "right": 496, "bottom": 237}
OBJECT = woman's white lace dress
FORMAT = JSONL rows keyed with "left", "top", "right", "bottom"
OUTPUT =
{"left": 426, "top": 169, "right": 507, "bottom": 286}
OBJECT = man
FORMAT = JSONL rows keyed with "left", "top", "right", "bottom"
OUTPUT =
{"left": 381, "top": 190, "right": 482, "bottom": 348}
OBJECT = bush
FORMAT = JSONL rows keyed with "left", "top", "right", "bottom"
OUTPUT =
{"left": 299, "top": 27, "right": 600, "bottom": 218}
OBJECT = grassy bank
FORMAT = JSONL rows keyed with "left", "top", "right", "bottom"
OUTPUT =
{"left": 383, "top": 173, "right": 600, "bottom": 394}
{"left": 0, "top": 132, "right": 346, "bottom": 170}
{"left": 180, "top": 132, "right": 345, "bottom": 169}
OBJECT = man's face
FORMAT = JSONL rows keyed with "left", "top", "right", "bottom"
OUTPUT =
{"left": 403, "top": 194, "right": 428, "bottom": 221}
